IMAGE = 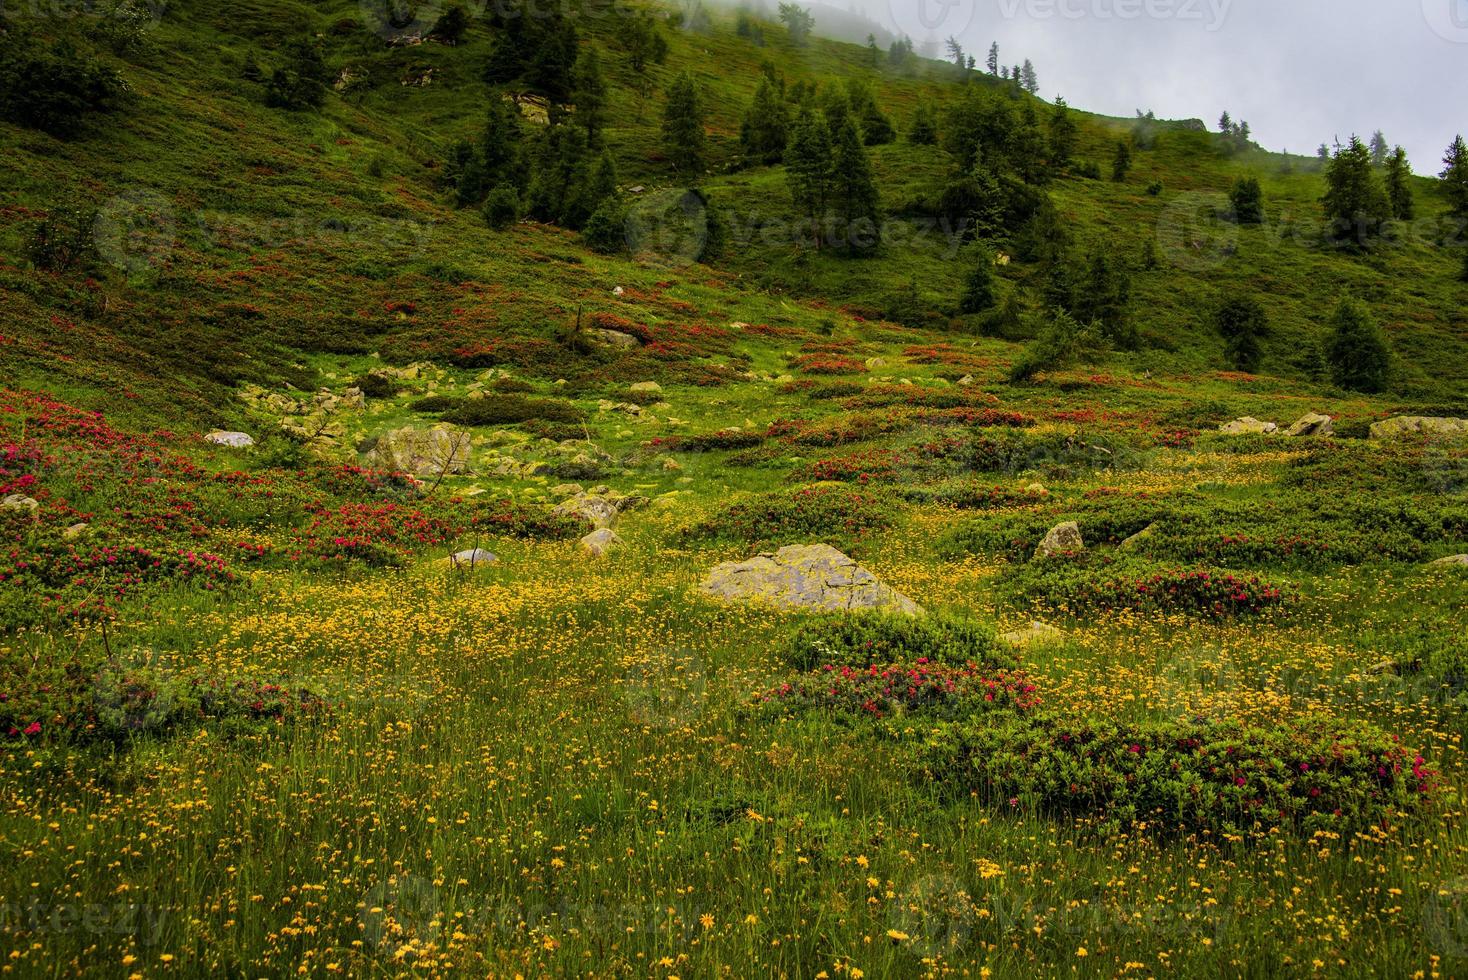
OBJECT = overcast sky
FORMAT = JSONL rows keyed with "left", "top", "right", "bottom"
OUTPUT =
{"left": 865, "top": 0, "right": 1468, "bottom": 172}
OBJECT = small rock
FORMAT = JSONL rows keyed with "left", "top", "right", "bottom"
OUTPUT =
{"left": 613, "top": 286, "right": 625, "bottom": 296}
{"left": 700, "top": 543, "right": 922, "bottom": 615}
{"left": 629, "top": 381, "right": 662, "bottom": 393}
{"left": 2, "top": 494, "right": 39, "bottom": 515}
{"left": 579, "top": 528, "right": 623, "bottom": 557}
{"left": 956, "top": 375, "right": 974, "bottom": 386}
{"left": 447, "top": 548, "right": 498, "bottom": 569}
{"left": 205, "top": 431, "right": 255, "bottom": 448}
{"left": 1284, "top": 412, "right": 1333, "bottom": 438}
{"left": 1034, "top": 521, "right": 1084, "bottom": 560}
{"left": 553, "top": 493, "right": 621, "bottom": 529}
{"left": 63, "top": 522, "right": 89, "bottom": 540}
{"left": 1429, "top": 554, "right": 1468, "bottom": 567}
{"left": 998, "top": 621, "right": 1066, "bottom": 647}
{"left": 1218, "top": 417, "right": 1277, "bottom": 435}
{"left": 592, "top": 328, "right": 639, "bottom": 348}
{"left": 1369, "top": 416, "right": 1468, "bottom": 440}
{"left": 1118, "top": 523, "right": 1157, "bottom": 551}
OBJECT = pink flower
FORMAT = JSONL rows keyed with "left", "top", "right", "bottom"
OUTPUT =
{"left": 23, "top": 721, "right": 41, "bottom": 736}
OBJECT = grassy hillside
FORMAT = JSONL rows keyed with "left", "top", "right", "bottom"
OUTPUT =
{"left": 2, "top": 2, "right": 1468, "bottom": 977}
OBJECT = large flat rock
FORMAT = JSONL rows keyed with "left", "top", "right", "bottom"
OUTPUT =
{"left": 699, "top": 543, "right": 922, "bottom": 615}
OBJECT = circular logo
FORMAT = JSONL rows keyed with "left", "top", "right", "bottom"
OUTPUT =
{"left": 887, "top": 874, "right": 977, "bottom": 959}
{"left": 623, "top": 188, "right": 710, "bottom": 266}
{"left": 93, "top": 188, "right": 176, "bottom": 275}
{"left": 1423, "top": 436, "right": 1468, "bottom": 498}
{"left": 357, "top": 0, "right": 446, "bottom": 40}
{"left": 1155, "top": 191, "right": 1240, "bottom": 272}
{"left": 1425, "top": 876, "right": 1468, "bottom": 958}
{"left": 360, "top": 874, "right": 442, "bottom": 958}
{"left": 619, "top": 648, "right": 709, "bottom": 729}
{"left": 91, "top": 656, "right": 178, "bottom": 740}
{"left": 888, "top": 0, "right": 976, "bottom": 42}
{"left": 1423, "top": 0, "right": 1468, "bottom": 43}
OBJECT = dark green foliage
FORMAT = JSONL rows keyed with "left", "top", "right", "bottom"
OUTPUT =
{"left": 582, "top": 199, "right": 627, "bottom": 254}
{"left": 1323, "top": 298, "right": 1392, "bottom": 393}
{"left": 908, "top": 100, "right": 937, "bottom": 145}
{"left": 1323, "top": 136, "right": 1390, "bottom": 245}
{"left": 26, "top": 206, "right": 100, "bottom": 273}
{"left": 1111, "top": 140, "right": 1132, "bottom": 182}
{"left": 429, "top": 4, "right": 471, "bottom": 44}
{"left": 570, "top": 47, "right": 607, "bottom": 142}
{"left": 265, "top": 38, "right": 330, "bottom": 111}
{"left": 827, "top": 104, "right": 882, "bottom": 252}
{"left": 959, "top": 248, "right": 996, "bottom": 314}
{"left": 618, "top": 12, "right": 669, "bottom": 78}
{"left": 482, "top": 184, "right": 521, "bottom": 230}
{"left": 1009, "top": 309, "right": 1107, "bottom": 382}
{"left": 779, "top": 613, "right": 1013, "bottom": 672}
{"left": 778, "top": 2, "right": 814, "bottom": 46}
{"left": 787, "top": 105, "right": 833, "bottom": 245}
{"left": 1441, "top": 135, "right": 1468, "bottom": 223}
{"left": 1048, "top": 97, "right": 1077, "bottom": 172}
{"left": 662, "top": 72, "right": 707, "bottom": 174}
{"left": 845, "top": 79, "right": 893, "bottom": 146}
{"left": 483, "top": 6, "right": 578, "bottom": 102}
{"left": 1228, "top": 176, "right": 1263, "bottom": 224}
{"left": 1046, "top": 250, "right": 1133, "bottom": 347}
{"left": 440, "top": 394, "right": 585, "bottom": 426}
{"left": 916, "top": 711, "right": 1428, "bottom": 837}
{"left": 0, "top": 34, "right": 128, "bottom": 136}
{"left": 1215, "top": 295, "right": 1269, "bottom": 372}
{"left": 351, "top": 374, "right": 398, "bottom": 399}
{"left": 679, "top": 486, "right": 898, "bottom": 552}
{"left": 740, "top": 74, "right": 789, "bottom": 164}
{"left": 1384, "top": 147, "right": 1415, "bottom": 220}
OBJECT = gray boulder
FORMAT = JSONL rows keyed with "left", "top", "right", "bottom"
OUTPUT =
{"left": 447, "top": 548, "right": 498, "bottom": 570}
{"left": 700, "top": 543, "right": 922, "bottom": 615}
{"left": 363, "top": 425, "right": 471, "bottom": 476}
{"left": 1035, "top": 521, "right": 1085, "bottom": 560}
{"left": 205, "top": 431, "right": 255, "bottom": 448}
{"left": 1284, "top": 412, "right": 1333, "bottom": 437}
{"left": 1218, "top": 417, "right": 1277, "bottom": 435}
{"left": 579, "top": 528, "right": 623, "bottom": 557}
{"left": 1370, "top": 416, "right": 1468, "bottom": 440}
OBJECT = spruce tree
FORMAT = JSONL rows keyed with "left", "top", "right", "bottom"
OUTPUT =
{"left": 1228, "top": 176, "right": 1263, "bottom": 224}
{"left": 777, "top": 3, "right": 813, "bottom": 46}
{"left": 959, "top": 248, "right": 996, "bottom": 314}
{"left": 1441, "top": 135, "right": 1468, "bottom": 222}
{"left": 1049, "top": 97, "right": 1076, "bottom": 172}
{"left": 481, "top": 96, "right": 523, "bottom": 184}
{"left": 570, "top": 47, "right": 607, "bottom": 143}
{"left": 1215, "top": 296, "right": 1269, "bottom": 372}
{"left": 986, "top": 42, "right": 999, "bottom": 75}
{"left": 1323, "top": 298, "right": 1391, "bottom": 392}
{"left": 740, "top": 75, "right": 789, "bottom": 164}
{"left": 1323, "top": 136, "right": 1390, "bottom": 245}
{"left": 1384, "top": 147, "right": 1415, "bottom": 220}
{"left": 662, "top": 72, "right": 706, "bottom": 175}
{"left": 786, "top": 105, "right": 833, "bottom": 248}
{"left": 1368, "top": 130, "right": 1389, "bottom": 168}
{"left": 908, "top": 100, "right": 937, "bottom": 145}
{"left": 1020, "top": 59, "right": 1038, "bottom": 94}
{"left": 1111, "top": 140, "right": 1132, "bottom": 182}
{"left": 828, "top": 108, "right": 881, "bottom": 251}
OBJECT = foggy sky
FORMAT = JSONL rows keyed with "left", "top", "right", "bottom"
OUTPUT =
{"left": 866, "top": 0, "right": 1468, "bottom": 174}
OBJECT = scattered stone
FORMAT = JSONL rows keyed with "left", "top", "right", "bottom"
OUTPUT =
{"left": 447, "top": 548, "right": 498, "bottom": 569}
{"left": 1034, "top": 521, "right": 1084, "bottom": 560}
{"left": 553, "top": 493, "right": 621, "bottom": 529}
{"left": 1218, "top": 417, "right": 1277, "bottom": 435}
{"left": 1429, "top": 554, "right": 1468, "bottom": 567}
{"left": 629, "top": 381, "right": 662, "bottom": 393}
{"left": 2, "top": 494, "right": 39, "bottom": 515}
{"left": 579, "top": 528, "right": 623, "bottom": 557}
{"left": 63, "top": 522, "right": 89, "bottom": 540}
{"left": 1119, "top": 523, "right": 1157, "bottom": 551}
{"left": 592, "top": 328, "right": 639, "bottom": 348}
{"left": 700, "top": 543, "right": 923, "bottom": 615}
{"left": 613, "top": 286, "right": 625, "bottom": 296}
{"left": 956, "top": 375, "right": 974, "bottom": 386}
{"left": 1369, "top": 416, "right": 1468, "bottom": 440}
{"left": 865, "top": 356, "right": 887, "bottom": 369}
{"left": 362, "top": 425, "right": 471, "bottom": 477}
{"left": 998, "top": 621, "right": 1066, "bottom": 648}
{"left": 1284, "top": 412, "right": 1333, "bottom": 438}
{"left": 205, "top": 431, "right": 255, "bottom": 448}
{"left": 1024, "top": 482, "right": 1048, "bottom": 497}
{"left": 550, "top": 483, "right": 584, "bottom": 499}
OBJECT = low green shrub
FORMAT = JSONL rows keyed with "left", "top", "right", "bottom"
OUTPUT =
{"left": 679, "top": 486, "right": 899, "bottom": 552}
{"left": 999, "top": 556, "right": 1293, "bottom": 618}
{"left": 749, "top": 662, "right": 1037, "bottom": 723}
{"left": 441, "top": 394, "right": 585, "bottom": 426}
{"left": 779, "top": 612, "right": 1015, "bottom": 672}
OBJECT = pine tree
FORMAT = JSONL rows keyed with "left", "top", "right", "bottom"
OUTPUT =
{"left": 1218, "top": 111, "right": 1232, "bottom": 134}
{"left": 1020, "top": 59, "right": 1038, "bottom": 95}
{"left": 1368, "top": 130, "right": 1389, "bottom": 168}
{"left": 945, "top": 37, "right": 964, "bottom": 70}
{"left": 828, "top": 109, "right": 881, "bottom": 251}
{"left": 1323, "top": 298, "right": 1391, "bottom": 392}
{"left": 865, "top": 34, "right": 880, "bottom": 66}
{"left": 959, "top": 248, "right": 996, "bottom": 314}
{"left": 571, "top": 47, "right": 607, "bottom": 143}
{"left": 265, "top": 37, "right": 330, "bottom": 111}
{"left": 786, "top": 106, "right": 833, "bottom": 248}
{"left": 777, "top": 3, "right": 813, "bottom": 46}
{"left": 1111, "top": 140, "right": 1132, "bottom": 182}
{"left": 1215, "top": 295, "right": 1269, "bottom": 372}
{"left": 986, "top": 42, "right": 999, "bottom": 75}
{"left": 740, "top": 75, "right": 789, "bottom": 164}
{"left": 1441, "top": 135, "right": 1468, "bottom": 222}
{"left": 1049, "top": 97, "right": 1077, "bottom": 172}
{"left": 1323, "top": 136, "right": 1390, "bottom": 245}
{"left": 1384, "top": 147, "right": 1415, "bottom": 220}
{"left": 661, "top": 72, "right": 706, "bottom": 174}
{"left": 908, "top": 100, "right": 937, "bottom": 146}
{"left": 1461, "top": 246, "right": 1468, "bottom": 283}
{"left": 1228, "top": 176, "right": 1263, "bottom": 224}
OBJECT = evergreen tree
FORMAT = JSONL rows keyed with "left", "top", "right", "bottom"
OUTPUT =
{"left": 481, "top": 96, "right": 523, "bottom": 182}
{"left": 1323, "top": 298, "right": 1391, "bottom": 392}
{"left": 777, "top": 3, "right": 813, "bottom": 46}
{"left": 1076, "top": 249, "right": 1132, "bottom": 346}
{"left": 740, "top": 74, "right": 790, "bottom": 164}
{"left": 1048, "top": 97, "right": 1077, "bottom": 172}
{"left": 661, "top": 72, "right": 706, "bottom": 174}
{"left": 1384, "top": 147, "right": 1415, "bottom": 220}
{"left": 430, "top": 4, "right": 471, "bottom": 44}
{"left": 620, "top": 12, "right": 668, "bottom": 78}
{"left": 1111, "top": 140, "right": 1132, "bottom": 182}
{"left": 844, "top": 79, "right": 893, "bottom": 146}
{"left": 265, "top": 37, "right": 330, "bottom": 111}
{"left": 986, "top": 42, "right": 999, "bottom": 75}
{"left": 865, "top": 34, "right": 880, "bottom": 66}
{"left": 1228, "top": 176, "right": 1263, "bottom": 224}
{"left": 1218, "top": 111, "right": 1232, "bottom": 134}
{"left": 1441, "top": 135, "right": 1468, "bottom": 222}
{"left": 570, "top": 47, "right": 607, "bottom": 143}
{"left": 1323, "top": 135, "right": 1390, "bottom": 245}
{"left": 908, "top": 100, "right": 937, "bottom": 146}
{"left": 1368, "top": 130, "right": 1389, "bottom": 168}
{"left": 1020, "top": 59, "right": 1038, "bottom": 94}
{"left": 828, "top": 108, "right": 881, "bottom": 251}
{"left": 959, "top": 248, "right": 996, "bottom": 314}
{"left": 786, "top": 105, "right": 833, "bottom": 248}
{"left": 945, "top": 37, "right": 965, "bottom": 70}
{"left": 482, "top": 185, "right": 521, "bottom": 230}
{"left": 1461, "top": 246, "right": 1468, "bottom": 283}
{"left": 1215, "top": 295, "right": 1269, "bottom": 372}
{"left": 582, "top": 198, "right": 627, "bottom": 254}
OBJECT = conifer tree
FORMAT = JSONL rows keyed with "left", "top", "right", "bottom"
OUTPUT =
{"left": 662, "top": 72, "right": 707, "bottom": 174}
{"left": 1384, "top": 146, "right": 1415, "bottom": 220}
{"left": 1323, "top": 136, "right": 1390, "bottom": 244}
{"left": 786, "top": 105, "right": 833, "bottom": 248}
{"left": 740, "top": 74, "right": 790, "bottom": 164}
{"left": 1049, "top": 97, "right": 1076, "bottom": 172}
{"left": 1323, "top": 298, "right": 1391, "bottom": 392}
{"left": 1441, "top": 135, "right": 1468, "bottom": 222}
{"left": 571, "top": 47, "right": 607, "bottom": 143}
{"left": 959, "top": 248, "right": 996, "bottom": 314}
{"left": 1111, "top": 140, "right": 1131, "bottom": 182}
{"left": 828, "top": 108, "right": 881, "bottom": 251}
{"left": 908, "top": 100, "right": 937, "bottom": 146}
{"left": 986, "top": 42, "right": 999, "bottom": 75}
{"left": 1215, "top": 296, "right": 1269, "bottom": 372}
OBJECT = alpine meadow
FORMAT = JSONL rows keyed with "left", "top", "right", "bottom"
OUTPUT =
{"left": 3, "top": 0, "right": 1468, "bottom": 977}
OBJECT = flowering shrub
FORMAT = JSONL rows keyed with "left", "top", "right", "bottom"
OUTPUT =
{"left": 653, "top": 430, "right": 765, "bottom": 453}
{"left": 679, "top": 486, "right": 899, "bottom": 552}
{"left": 780, "top": 612, "right": 1015, "bottom": 671}
{"left": 791, "top": 354, "right": 866, "bottom": 375}
{"left": 1002, "top": 557, "right": 1293, "bottom": 618}
{"left": 292, "top": 503, "right": 456, "bottom": 567}
{"left": 459, "top": 497, "right": 588, "bottom": 540}
{"left": 750, "top": 663, "right": 1039, "bottom": 722}
{"left": 917, "top": 710, "right": 1432, "bottom": 837}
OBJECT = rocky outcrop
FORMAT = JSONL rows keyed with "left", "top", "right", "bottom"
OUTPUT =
{"left": 1369, "top": 416, "right": 1468, "bottom": 440}
{"left": 699, "top": 544, "right": 922, "bottom": 615}
{"left": 998, "top": 621, "right": 1066, "bottom": 647}
{"left": 1284, "top": 412, "right": 1333, "bottom": 438}
{"left": 1218, "top": 417, "right": 1277, "bottom": 435}
{"left": 205, "top": 431, "right": 255, "bottom": 448}
{"left": 1034, "top": 521, "right": 1084, "bottom": 560}
{"left": 2, "top": 494, "right": 39, "bottom": 515}
{"left": 1429, "top": 554, "right": 1468, "bottom": 568}
{"left": 579, "top": 528, "right": 623, "bottom": 557}
{"left": 447, "top": 548, "right": 498, "bottom": 570}
{"left": 362, "top": 425, "right": 471, "bottom": 476}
